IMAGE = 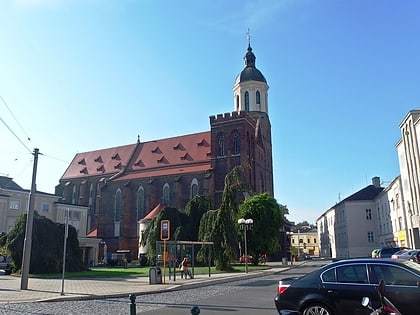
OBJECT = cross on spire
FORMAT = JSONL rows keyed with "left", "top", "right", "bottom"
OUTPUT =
{"left": 246, "top": 28, "right": 251, "bottom": 47}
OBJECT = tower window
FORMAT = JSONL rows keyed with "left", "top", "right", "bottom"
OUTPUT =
{"left": 256, "top": 91, "right": 260, "bottom": 104}
{"left": 218, "top": 134, "right": 225, "bottom": 157}
{"left": 236, "top": 95, "right": 240, "bottom": 111}
{"left": 245, "top": 91, "right": 249, "bottom": 111}
{"left": 233, "top": 133, "right": 240, "bottom": 155}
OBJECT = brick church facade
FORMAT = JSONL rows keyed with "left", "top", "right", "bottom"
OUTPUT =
{"left": 55, "top": 42, "right": 274, "bottom": 258}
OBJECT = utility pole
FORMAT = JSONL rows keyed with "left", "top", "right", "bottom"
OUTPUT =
{"left": 20, "top": 148, "right": 39, "bottom": 290}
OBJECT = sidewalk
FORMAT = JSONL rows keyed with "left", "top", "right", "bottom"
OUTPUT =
{"left": 0, "top": 262, "right": 297, "bottom": 303}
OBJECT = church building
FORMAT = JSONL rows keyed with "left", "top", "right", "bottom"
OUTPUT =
{"left": 55, "top": 41, "right": 274, "bottom": 259}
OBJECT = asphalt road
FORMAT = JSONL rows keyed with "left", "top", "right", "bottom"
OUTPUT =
{"left": 0, "top": 260, "right": 326, "bottom": 314}
{"left": 138, "top": 260, "right": 324, "bottom": 315}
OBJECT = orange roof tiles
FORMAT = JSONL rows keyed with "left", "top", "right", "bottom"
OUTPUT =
{"left": 61, "top": 131, "right": 212, "bottom": 181}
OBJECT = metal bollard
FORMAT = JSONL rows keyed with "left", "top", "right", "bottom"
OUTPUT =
{"left": 190, "top": 305, "right": 200, "bottom": 314}
{"left": 129, "top": 294, "right": 136, "bottom": 315}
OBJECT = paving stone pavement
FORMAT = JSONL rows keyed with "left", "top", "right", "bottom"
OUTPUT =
{"left": 0, "top": 262, "right": 297, "bottom": 303}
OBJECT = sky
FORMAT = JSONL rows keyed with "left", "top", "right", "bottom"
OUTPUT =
{"left": 1, "top": 0, "right": 419, "bottom": 225}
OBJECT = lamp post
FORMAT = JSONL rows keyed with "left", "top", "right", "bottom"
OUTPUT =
{"left": 238, "top": 218, "right": 253, "bottom": 273}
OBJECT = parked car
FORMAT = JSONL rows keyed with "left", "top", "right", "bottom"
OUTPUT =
{"left": 274, "top": 258, "right": 420, "bottom": 315}
{"left": 409, "top": 250, "right": 420, "bottom": 263}
{"left": 298, "top": 253, "right": 312, "bottom": 261}
{"left": 376, "top": 246, "right": 408, "bottom": 258}
{"left": 391, "top": 249, "right": 418, "bottom": 260}
{"left": 239, "top": 255, "right": 252, "bottom": 263}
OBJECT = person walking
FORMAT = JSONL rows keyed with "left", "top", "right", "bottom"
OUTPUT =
{"left": 180, "top": 257, "right": 193, "bottom": 279}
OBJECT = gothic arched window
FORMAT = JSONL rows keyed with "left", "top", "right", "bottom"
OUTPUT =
{"left": 218, "top": 134, "right": 225, "bottom": 157}
{"left": 114, "top": 188, "right": 122, "bottom": 237}
{"left": 137, "top": 186, "right": 145, "bottom": 220}
{"left": 245, "top": 91, "right": 249, "bottom": 111}
{"left": 233, "top": 132, "right": 240, "bottom": 155}
{"left": 191, "top": 178, "right": 199, "bottom": 199}
{"left": 163, "top": 183, "right": 170, "bottom": 205}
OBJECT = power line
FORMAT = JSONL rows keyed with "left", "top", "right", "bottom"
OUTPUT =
{"left": 0, "top": 115, "right": 32, "bottom": 153}
{"left": 0, "top": 95, "right": 31, "bottom": 141}
{"left": 0, "top": 96, "right": 32, "bottom": 154}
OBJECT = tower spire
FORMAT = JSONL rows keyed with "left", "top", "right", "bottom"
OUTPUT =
{"left": 246, "top": 28, "right": 251, "bottom": 47}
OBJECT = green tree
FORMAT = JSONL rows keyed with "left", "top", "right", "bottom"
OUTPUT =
{"left": 198, "top": 165, "right": 251, "bottom": 271}
{"left": 5, "top": 212, "right": 84, "bottom": 274}
{"left": 237, "top": 193, "right": 286, "bottom": 264}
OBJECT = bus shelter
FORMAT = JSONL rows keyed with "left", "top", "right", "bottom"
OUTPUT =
{"left": 155, "top": 240, "right": 213, "bottom": 282}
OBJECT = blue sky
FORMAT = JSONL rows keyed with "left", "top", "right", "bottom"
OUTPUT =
{"left": 1, "top": 0, "right": 419, "bottom": 224}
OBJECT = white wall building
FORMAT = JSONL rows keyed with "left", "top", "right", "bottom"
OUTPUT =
{"left": 317, "top": 177, "right": 383, "bottom": 259}
{"left": 396, "top": 110, "right": 420, "bottom": 248}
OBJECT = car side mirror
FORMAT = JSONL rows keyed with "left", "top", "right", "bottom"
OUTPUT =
{"left": 361, "top": 297, "right": 370, "bottom": 307}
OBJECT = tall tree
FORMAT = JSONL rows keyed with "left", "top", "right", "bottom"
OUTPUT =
{"left": 198, "top": 165, "right": 250, "bottom": 270}
{"left": 237, "top": 193, "right": 286, "bottom": 263}
{"left": 4, "top": 212, "right": 84, "bottom": 274}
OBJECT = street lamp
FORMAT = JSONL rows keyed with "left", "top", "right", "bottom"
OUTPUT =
{"left": 238, "top": 218, "right": 253, "bottom": 273}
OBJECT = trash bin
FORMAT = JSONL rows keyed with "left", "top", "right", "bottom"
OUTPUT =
{"left": 155, "top": 266, "right": 162, "bottom": 284}
{"left": 149, "top": 266, "right": 162, "bottom": 284}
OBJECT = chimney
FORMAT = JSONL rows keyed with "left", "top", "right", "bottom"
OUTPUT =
{"left": 372, "top": 176, "right": 381, "bottom": 188}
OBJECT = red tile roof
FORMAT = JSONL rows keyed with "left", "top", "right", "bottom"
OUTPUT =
{"left": 144, "top": 203, "right": 165, "bottom": 220}
{"left": 87, "top": 228, "right": 97, "bottom": 237}
{"left": 61, "top": 144, "right": 137, "bottom": 180}
{"left": 61, "top": 132, "right": 212, "bottom": 181}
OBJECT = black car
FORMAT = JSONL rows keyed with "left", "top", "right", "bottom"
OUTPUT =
{"left": 274, "top": 258, "right": 420, "bottom": 315}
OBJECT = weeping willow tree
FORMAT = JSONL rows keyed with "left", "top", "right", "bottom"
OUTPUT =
{"left": 142, "top": 196, "right": 213, "bottom": 265}
{"left": 198, "top": 165, "right": 251, "bottom": 271}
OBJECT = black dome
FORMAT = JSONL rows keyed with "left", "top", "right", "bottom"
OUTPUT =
{"left": 234, "top": 44, "right": 267, "bottom": 84}
{"left": 235, "top": 67, "right": 267, "bottom": 84}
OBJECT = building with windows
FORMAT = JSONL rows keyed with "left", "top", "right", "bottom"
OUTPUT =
{"left": 317, "top": 177, "right": 384, "bottom": 259}
{"left": 0, "top": 176, "right": 100, "bottom": 266}
{"left": 317, "top": 109, "right": 420, "bottom": 259}
{"left": 396, "top": 110, "right": 420, "bottom": 249}
{"left": 55, "top": 42, "right": 274, "bottom": 259}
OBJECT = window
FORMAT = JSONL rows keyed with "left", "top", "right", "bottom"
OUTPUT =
{"left": 9, "top": 200, "right": 19, "bottom": 210}
{"left": 137, "top": 186, "right": 145, "bottom": 220}
{"left": 336, "top": 265, "right": 368, "bottom": 284}
{"left": 245, "top": 91, "right": 249, "bottom": 111}
{"left": 218, "top": 134, "right": 225, "bottom": 156}
{"left": 70, "top": 210, "right": 81, "bottom": 220}
{"left": 366, "top": 208, "right": 372, "bottom": 220}
{"left": 256, "top": 91, "right": 260, "bottom": 104}
{"left": 114, "top": 189, "right": 122, "bottom": 237}
{"left": 42, "top": 203, "right": 50, "bottom": 213}
{"left": 72, "top": 186, "right": 77, "bottom": 204}
{"left": 368, "top": 232, "right": 374, "bottom": 242}
{"left": 233, "top": 133, "right": 240, "bottom": 155}
{"left": 322, "top": 268, "right": 336, "bottom": 282}
{"left": 89, "top": 183, "right": 94, "bottom": 207}
{"left": 163, "top": 183, "right": 170, "bottom": 205}
{"left": 371, "top": 265, "right": 419, "bottom": 286}
{"left": 190, "top": 179, "right": 198, "bottom": 199}
{"left": 236, "top": 95, "right": 240, "bottom": 111}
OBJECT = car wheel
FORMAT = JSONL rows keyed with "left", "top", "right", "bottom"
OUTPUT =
{"left": 302, "top": 304, "right": 332, "bottom": 315}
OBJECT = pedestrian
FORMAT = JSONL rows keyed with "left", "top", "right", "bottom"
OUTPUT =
{"left": 180, "top": 257, "right": 193, "bottom": 279}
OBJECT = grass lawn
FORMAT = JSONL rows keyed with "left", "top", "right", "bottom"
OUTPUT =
{"left": 32, "top": 263, "right": 270, "bottom": 279}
